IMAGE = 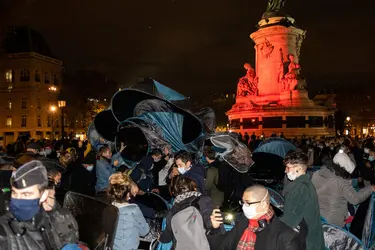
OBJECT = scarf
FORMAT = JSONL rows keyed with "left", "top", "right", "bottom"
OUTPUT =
{"left": 236, "top": 207, "right": 274, "bottom": 250}
{"left": 173, "top": 191, "right": 202, "bottom": 205}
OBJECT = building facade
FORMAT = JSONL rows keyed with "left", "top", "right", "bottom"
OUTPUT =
{"left": 0, "top": 28, "right": 63, "bottom": 146}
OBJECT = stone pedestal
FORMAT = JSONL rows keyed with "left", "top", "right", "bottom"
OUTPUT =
{"left": 250, "top": 17, "right": 305, "bottom": 99}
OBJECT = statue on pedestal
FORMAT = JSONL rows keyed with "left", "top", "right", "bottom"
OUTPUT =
{"left": 262, "top": 0, "right": 288, "bottom": 19}
{"left": 279, "top": 51, "right": 306, "bottom": 91}
{"left": 236, "top": 63, "right": 258, "bottom": 97}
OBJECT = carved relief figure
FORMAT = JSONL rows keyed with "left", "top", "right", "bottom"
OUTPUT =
{"left": 236, "top": 63, "right": 258, "bottom": 97}
{"left": 260, "top": 39, "right": 274, "bottom": 58}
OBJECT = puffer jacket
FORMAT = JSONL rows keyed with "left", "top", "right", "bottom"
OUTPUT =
{"left": 311, "top": 166, "right": 373, "bottom": 227}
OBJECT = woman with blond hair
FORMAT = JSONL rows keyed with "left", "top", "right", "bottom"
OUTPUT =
{"left": 108, "top": 172, "right": 149, "bottom": 250}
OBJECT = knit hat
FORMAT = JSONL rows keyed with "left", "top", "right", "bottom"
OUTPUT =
{"left": 11, "top": 160, "right": 48, "bottom": 189}
{"left": 333, "top": 151, "right": 356, "bottom": 174}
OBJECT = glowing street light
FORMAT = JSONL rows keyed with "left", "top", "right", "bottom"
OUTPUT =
{"left": 50, "top": 105, "right": 57, "bottom": 112}
{"left": 346, "top": 117, "right": 351, "bottom": 122}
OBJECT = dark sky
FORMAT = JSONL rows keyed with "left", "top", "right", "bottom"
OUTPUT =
{"left": 0, "top": 0, "right": 374, "bottom": 98}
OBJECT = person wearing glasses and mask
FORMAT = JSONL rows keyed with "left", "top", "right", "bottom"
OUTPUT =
{"left": 282, "top": 151, "right": 325, "bottom": 250}
{"left": 208, "top": 185, "right": 306, "bottom": 250}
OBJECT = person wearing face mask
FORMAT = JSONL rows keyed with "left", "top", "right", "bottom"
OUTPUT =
{"left": 129, "top": 148, "right": 163, "bottom": 193}
{"left": 312, "top": 152, "right": 374, "bottom": 227}
{"left": 69, "top": 151, "right": 97, "bottom": 197}
{"left": 282, "top": 151, "right": 325, "bottom": 250}
{"left": 173, "top": 151, "right": 206, "bottom": 194}
{"left": 96, "top": 145, "right": 122, "bottom": 193}
{"left": 0, "top": 160, "right": 79, "bottom": 250}
{"left": 208, "top": 185, "right": 307, "bottom": 250}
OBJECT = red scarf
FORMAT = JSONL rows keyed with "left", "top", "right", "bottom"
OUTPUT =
{"left": 236, "top": 208, "right": 274, "bottom": 250}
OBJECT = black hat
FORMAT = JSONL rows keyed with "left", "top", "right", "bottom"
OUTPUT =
{"left": 11, "top": 160, "right": 48, "bottom": 189}
{"left": 82, "top": 151, "right": 97, "bottom": 165}
{"left": 27, "top": 142, "right": 41, "bottom": 150}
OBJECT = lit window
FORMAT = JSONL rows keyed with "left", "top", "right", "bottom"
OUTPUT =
{"left": 6, "top": 116, "right": 12, "bottom": 127}
{"left": 21, "top": 116, "right": 27, "bottom": 127}
{"left": 8, "top": 98, "right": 12, "bottom": 110}
{"left": 44, "top": 72, "right": 50, "bottom": 84}
{"left": 20, "top": 69, "right": 30, "bottom": 81}
{"left": 37, "top": 116, "right": 41, "bottom": 127}
{"left": 21, "top": 98, "right": 27, "bottom": 109}
{"left": 5, "top": 70, "right": 13, "bottom": 83}
{"left": 35, "top": 70, "right": 40, "bottom": 82}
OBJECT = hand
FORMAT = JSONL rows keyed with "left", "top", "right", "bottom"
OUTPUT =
{"left": 130, "top": 183, "right": 139, "bottom": 197}
{"left": 152, "top": 188, "right": 160, "bottom": 194}
{"left": 120, "top": 142, "right": 126, "bottom": 152}
{"left": 171, "top": 167, "right": 179, "bottom": 177}
{"left": 366, "top": 162, "right": 371, "bottom": 168}
{"left": 113, "top": 160, "right": 119, "bottom": 167}
{"left": 371, "top": 185, "right": 375, "bottom": 192}
{"left": 210, "top": 209, "right": 223, "bottom": 229}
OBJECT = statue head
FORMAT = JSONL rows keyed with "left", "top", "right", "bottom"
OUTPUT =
{"left": 288, "top": 54, "right": 295, "bottom": 62}
{"left": 244, "top": 63, "right": 252, "bottom": 70}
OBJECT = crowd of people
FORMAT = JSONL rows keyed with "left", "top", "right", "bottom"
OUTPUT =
{"left": 0, "top": 133, "right": 374, "bottom": 250}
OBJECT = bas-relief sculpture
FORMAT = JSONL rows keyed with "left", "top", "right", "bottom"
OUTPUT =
{"left": 260, "top": 39, "right": 274, "bottom": 58}
{"left": 236, "top": 63, "right": 258, "bottom": 97}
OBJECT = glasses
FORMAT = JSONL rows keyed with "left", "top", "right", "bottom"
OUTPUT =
{"left": 239, "top": 200, "right": 262, "bottom": 207}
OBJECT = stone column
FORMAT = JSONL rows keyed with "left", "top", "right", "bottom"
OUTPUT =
{"left": 250, "top": 17, "right": 306, "bottom": 99}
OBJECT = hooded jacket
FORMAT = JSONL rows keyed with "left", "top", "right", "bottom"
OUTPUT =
{"left": 312, "top": 166, "right": 373, "bottom": 226}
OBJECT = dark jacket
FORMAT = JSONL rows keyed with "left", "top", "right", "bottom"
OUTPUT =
{"left": 69, "top": 164, "right": 96, "bottom": 197}
{"left": 159, "top": 195, "right": 220, "bottom": 248}
{"left": 0, "top": 207, "right": 79, "bottom": 250}
{"left": 208, "top": 213, "right": 306, "bottom": 250}
{"left": 183, "top": 164, "right": 206, "bottom": 194}
{"left": 281, "top": 174, "right": 325, "bottom": 250}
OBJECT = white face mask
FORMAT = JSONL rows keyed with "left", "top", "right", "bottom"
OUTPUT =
{"left": 242, "top": 190, "right": 268, "bottom": 219}
{"left": 86, "top": 165, "right": 94, "bottom": 172}
{"left": 287, "top": 171, "right": 299, "bottom": 181}
{"left": 178, "top": 167, "right": 187, "bottom": 175}
{"left": 364, "top": 148, "right": 370, "bottom": 154}
{"left": 154, "top": 158, "right": 161, "bottom": 163}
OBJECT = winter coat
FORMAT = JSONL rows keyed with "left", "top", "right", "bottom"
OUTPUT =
{"left": 281, "top": 174, "right": 325, "bottom": 250}
{"left": 311, "top": 166, "right": 373, "bottom": 227}
{"left": 208, "top": 213, "right": 307, "bottom": 250}
{"left": 205, "top": 164, "right": 224, "bottom": 207}
{"left": 183, "top": 164, "right": 206, "bottom": 194}
{"left": 112, "top": 202, "right": 149, "bottom": 250}
{"left": 69, "top": 164, "right": 96, "bottom": 197}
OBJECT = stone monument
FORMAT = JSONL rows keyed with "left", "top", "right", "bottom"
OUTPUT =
{"left": 226, "top": 0, "right": 335, "bottom": 137}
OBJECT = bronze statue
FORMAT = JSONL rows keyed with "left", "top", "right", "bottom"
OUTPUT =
{"left": 266, "top": 0, "right": 287, "bottom": 13}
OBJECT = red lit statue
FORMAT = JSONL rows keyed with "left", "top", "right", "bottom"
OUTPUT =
{"left": 236, "top": 63, "right": 258, "bottom": 97}
{"left": 279, "top": 52, "right": 305, "bottom": 91}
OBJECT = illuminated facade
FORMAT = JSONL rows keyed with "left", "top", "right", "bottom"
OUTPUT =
{"left": 0, "top": 28, "right": 64, "bottom": 145}
{"left": 227, "top": 14, "right": 335, "bottom": 137}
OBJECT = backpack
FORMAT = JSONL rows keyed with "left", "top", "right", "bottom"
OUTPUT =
{"left": 171, "top": 198, "right": 210, "bottom": 250}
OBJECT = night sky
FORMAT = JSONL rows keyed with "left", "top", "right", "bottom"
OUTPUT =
{"left": 0, "top": 0, "right": 374, "bottom": 98}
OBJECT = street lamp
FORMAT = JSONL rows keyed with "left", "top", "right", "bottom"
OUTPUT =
{"left": 58, "top": 100, "right": 66, "bottom": 139}
{"left": 346, "top": 117, "right": 351, "bottom": 122}
{"left": 50, "top": 105, "right": 57, "bottom": 140}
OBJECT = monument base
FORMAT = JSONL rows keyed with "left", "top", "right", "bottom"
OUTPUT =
{"left": 227, "top": 92, "right": 335, "bottom": 137}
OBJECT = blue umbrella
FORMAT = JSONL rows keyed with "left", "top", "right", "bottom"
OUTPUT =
{"left": 253, "top": 138, "right": 297, "bottom": 159}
